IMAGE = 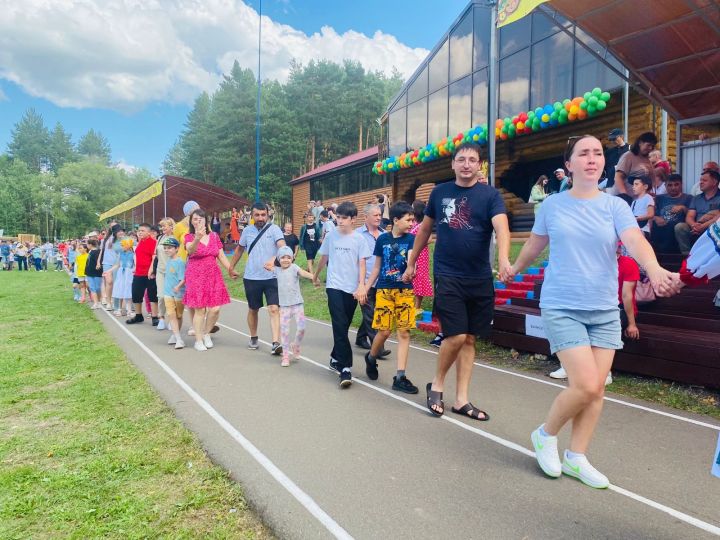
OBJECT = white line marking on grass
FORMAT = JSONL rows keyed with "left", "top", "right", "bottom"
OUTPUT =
{"left": 101, "top": 312, "right": 353, "bottom": 540}
{"left": 218, "top": 322, "right": 720, "bottom": 537}
{"left": 228, "top": 297, "right": 720, "bottom": 431}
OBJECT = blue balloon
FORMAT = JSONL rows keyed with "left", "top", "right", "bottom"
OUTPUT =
{"left": 544, "top": 104, "right": 554, "bottom": 115}
{"left": 534, "top": 107, "right": 543, "bottom": 117}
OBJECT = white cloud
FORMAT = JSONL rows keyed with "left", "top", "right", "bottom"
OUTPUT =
{"left": 0, "top": 0, "right": 428, "bottom": 112}
{"left": 114, "top": 160, "right": 138, "bottom": 174}
{"left": 0, "top": 86, "right": 6, "bottom": 101}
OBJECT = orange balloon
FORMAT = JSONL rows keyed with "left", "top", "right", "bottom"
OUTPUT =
{"left": 569, "top": 105, "right": 579, "bottom": 115}
{"left": 568, "top": 113, "right": 577, "bottom": 121}
{"left": 565, "top": 102, "right": 573, "bottom": 112}
{"left": 577, "top": 109, "right": 588, "bottom": 120}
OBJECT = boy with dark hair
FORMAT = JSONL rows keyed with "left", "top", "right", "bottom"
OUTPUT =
{"left": 651, "top": 173, "right": 692, "bottom": 253}
{"left": 126, "top": 223, "right": 159, "bottom": 325}
{"left": 631, "top": 175, "right": 655, "bottom": 239}
{"left": 319, "top": 209, "right": 336, "bottom": 241}
{"left": 363, "top": 201, "right": 418, "bottom": 394}
{"left": 313, "top": 201, "right": 371, "bottom": 388}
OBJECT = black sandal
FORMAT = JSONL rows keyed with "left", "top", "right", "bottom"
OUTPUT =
{"left": 450, "top": 402, "right": 490, "bottom": 421}
{"left": 426, "top": 383, "right": 444, "bottom": 417}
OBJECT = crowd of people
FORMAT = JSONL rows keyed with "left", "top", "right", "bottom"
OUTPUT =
{"left": 6, "top": 132, "right": 718, "bottom": 494}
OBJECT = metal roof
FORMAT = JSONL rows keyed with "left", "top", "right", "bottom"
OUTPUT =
{"left": 288, "top": 146, "right": 379, "bottom": 185}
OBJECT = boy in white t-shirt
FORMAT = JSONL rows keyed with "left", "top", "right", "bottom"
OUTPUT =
{"left": 631, "top": 175, "right": 655, "bottom": 239}
{"left": 313, "top": 201, "right": 371, "bottom": 388}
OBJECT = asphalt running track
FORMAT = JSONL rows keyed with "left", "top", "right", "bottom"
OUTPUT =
{"left": 97, "top": 298, "right": 720, "bottom": 539}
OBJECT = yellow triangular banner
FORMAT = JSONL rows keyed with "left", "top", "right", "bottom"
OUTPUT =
{"left": 497, "top": 0, "right": 549, "bottom": 28}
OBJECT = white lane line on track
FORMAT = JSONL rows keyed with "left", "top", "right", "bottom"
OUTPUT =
{"left": 218, "top": 322, "right": 720, "bottom": 537}
{"left": 229, "top": 298, "right": 720, "bottom": 432}
{"left": 101, "top": 311, "right": 353, "bottom": 540}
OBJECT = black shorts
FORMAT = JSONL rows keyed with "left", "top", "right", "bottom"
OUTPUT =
{"left": 244, "top": 278, "right": 279, "bottom": 310}
{"left": 434, "top": 275, "right": 494, "bottom": 338}
{"left": 131, "top": 276, "right": 158, "bottom": 304}
{"left": 305, "top": 244, "right": 319, "bottom": 261}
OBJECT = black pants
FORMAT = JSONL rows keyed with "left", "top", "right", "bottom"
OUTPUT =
{"left": 327, "top": 288, "right": 358, "bottom": 370}
{"left": 356, "top": 287, "right": 377, "bottom": 345}
{"left": 131, "top": 275, "right": 158, "bottom": 304}
{"left": 16, "top": 256, "right": 27, "bottom": 271}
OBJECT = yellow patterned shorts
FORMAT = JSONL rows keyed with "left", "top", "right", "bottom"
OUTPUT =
{"left": 372, "top": 288, "right": 415, "bottom": 331}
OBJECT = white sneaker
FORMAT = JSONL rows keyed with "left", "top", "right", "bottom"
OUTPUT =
{"left": 531, "top": 425, "right": 562, "bottom": 478}
{"left": 203, "top": 335, "right": 213, "bottom": 349}
{"left": 562, "top": 451, "right": 609, "bottom": 489}
{"left": 605, "top": 372, "right": 613, "bottom": 386}
{"left": 549, "top": 366, "right": 567, "bottom": 379}
{"left": 175, "top": 338, "right": 185, "bottom": 350}
{"left": 193, "top": 341, "right": 208, "bottom": 352}
{"left": 113, "top": 310, "right": 122, "bottom": 317}
{"left": 188, "top": 328, "right": 196, "bottom": 336}
{"left": 157, "top": 319, "right": 166, "bottom": 330}
{"left": 168, "top": 335, "right": 177, "bottom": 345}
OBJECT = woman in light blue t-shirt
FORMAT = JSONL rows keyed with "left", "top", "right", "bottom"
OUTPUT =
{"left": 502, "top": 135, "right": 680, "bottom": 490}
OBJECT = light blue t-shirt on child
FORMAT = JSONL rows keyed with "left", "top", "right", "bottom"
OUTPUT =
{"left": 239, "top": 224, "right": 284, "bottom": 281}
{"left": 317, "top": 229, "right": 372, "bottom": 294}
{"left": 164, "top": 258, "right": 186, "bottom": 299}
{"left": 532, "top": 192, "right": 638, "bottom": 311}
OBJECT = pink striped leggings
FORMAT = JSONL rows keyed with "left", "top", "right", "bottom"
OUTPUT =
{"left": 280, "top": 304, "right": 306, "bottom": 359}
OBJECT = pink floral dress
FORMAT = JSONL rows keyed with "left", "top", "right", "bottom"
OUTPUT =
{"left": 410, "top": 222, "right": 433, "bottom": 297}
{"left": 183, "top": 232, "right": 230, "bottom": 308}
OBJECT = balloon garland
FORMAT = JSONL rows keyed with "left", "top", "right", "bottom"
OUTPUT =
{"left": 373, "top": 87, "right": 611, "bottom": 175}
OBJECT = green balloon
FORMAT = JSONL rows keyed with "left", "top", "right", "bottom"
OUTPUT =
{"left": 583, "top": 92, "right": 591, "bottom": 101}
{"left": 553, "top": 102, "right": 562, "bottom": 111}
{"left": 596, "top": 100, "right": 607, "bottom": 111}
{"left": 588, "top": 96, "right": 598, "bottom": 106}
{"left": 550, "top": 111, "right": 558, "bottom": 120}
{"left": 592, "top": 87, "right": 602, "bottom": 97}
{"left": 528, "top": 111, "right": 535, "bottom": 119}
{"left": 587, "top": 104, "right": 597, "bottom": 115}
{"left": 580, "top": 101, "right": 588, "bottom": 110}
{"left": 559, "top": 109, "right": 568, "bottom": 119}
{"left": 563, "top": 99, "right": 571, "bottom": 106}
{"left": 558, "top": 115, "right": 568, "bottom": 124}
{"left": 601, "top": 91, "right": 611, "bottom": 102}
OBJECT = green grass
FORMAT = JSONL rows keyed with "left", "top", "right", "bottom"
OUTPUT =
{"left": 225, "top": 242, "right": 719, "bottom": 420}
{"left": 0, "top": 271, "right": 272, "bottom": 539}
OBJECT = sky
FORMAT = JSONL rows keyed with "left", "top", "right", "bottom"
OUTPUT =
{"left": 0, "top": 0, "right": 469, "bottom": 175}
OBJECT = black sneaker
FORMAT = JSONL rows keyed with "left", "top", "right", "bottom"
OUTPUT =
{"left": 271, "top": 342, "right": 283, "bottom": 356}
{"left": 354, "top": 337, "right": 371, "bottom": 350}
{"left": 329, "top": 358, "right": 340, "bottom": 373}
{"left": 429, "top": 333, "right": 444, "bottom": 348}
{"left": 364, "top": 352, "right": 379, "bottom": 380}
{"left": 126, "top": 314, "right": 144, "bottom": 325}
{"left": 151, "top": 317, "right": 160, "bottom": 327}
{"left": 378, "top": 349, "right": 391, "bottom": 358}
{"left": 392, "top": 375, "right": 419, "bottom": 394}
{"left": 339, "top": 370, "right": 352, "bottom": 388}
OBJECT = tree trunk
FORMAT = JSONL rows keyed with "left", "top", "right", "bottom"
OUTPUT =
{"left": 358, "top": 119, "right": 363, "bottom": 151}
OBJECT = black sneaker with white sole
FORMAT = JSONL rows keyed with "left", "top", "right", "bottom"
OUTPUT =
{"left": 271, "top": 342, "right": 283, "bottom": 355}
{"left": 329, "top": 358, "right": 340, "bottom": 373}
{"left": 392, "top": 375, "right": 419, "bottom": 394}
{"left": 339, "top": 370, "right": 352, "bottom": 388}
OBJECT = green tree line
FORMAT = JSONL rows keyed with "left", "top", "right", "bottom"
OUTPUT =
{"left": 163, "top": 59, "right": 403, "bottom": 211}
{"left": 1, "top": 109, "right": 152, "bottom": 239}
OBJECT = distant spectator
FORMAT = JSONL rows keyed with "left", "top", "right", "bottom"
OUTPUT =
{"left": 675, "top": 169, "right": 720, "bottom": 255}
{"left": 555, "top": 168, "right": 571, "bottom": 192}
{"left": 299, "top": 213, "right": 321, "bottom": 273}
{"left": 649, "top": 167, "right": 668, "bottom": 198}
{"left": 311, "top": 200, "right": 324, "bottom": 221}
{"left": 529, "top": 175, "right": 549, "bottom": 213}
{"left": 283, "top": 222, "right": 300, "bottom": 258}
{"left": 602, "top": 128, "right": 630, "bottom": 188}
{"left": 211, "top": 212, "right": 222, "bottom": 234}
{"left": 648, "top": 149, "right": 671, "bottom": 176}
{"left": 690, "top": 161, "right": 719, "bottom": 196}
{"left": 651, "top": 174, "right": 692, "bottom": 253}
{"left": 609, "top": 131, "right": 656, "bottom": 195}
{"left": 319, "top": 210, "right": 336, "bottom": 241}
{"left": 630, "top": 175, "right": 655, "bottom": 240}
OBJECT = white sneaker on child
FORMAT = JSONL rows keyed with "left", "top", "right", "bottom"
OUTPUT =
{"left": 203, "top": 335, "right": 213, "bottom": 349}
{"left": 174, "top": 338, "right": 185, "bottom": 350}
{"left": 549, "top": 367, "right": 567, "bottom": 379}
{"left": 168, "top": 335, "right": 177, "bottom": 345}
{"left": 193, "top": 341, "right": 208, "bottom": 352}
{"left": 562, "top": 451, "right": 610, "bottom": 489}
{"left": 157, "top": 319, "right": 166, "bottom": 330}
{"left": 113, "top": 310, "right": 122, "bottom": 317}
{"left": 531, "top": 425, "right": 562, "bottom": 478}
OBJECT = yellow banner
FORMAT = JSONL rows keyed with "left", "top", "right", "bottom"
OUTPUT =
{"left": 99, "top": 181, "right": 162, "bottom": 221}
{"left": 497, "top": 0, "right": 549, "bottom": 28}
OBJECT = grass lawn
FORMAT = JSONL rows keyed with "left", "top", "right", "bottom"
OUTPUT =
{"left": 225, "top": 241, "right": 719, "bottom": 420}
{"left": 0, "top": 271, "right": 271, "bottom": 539}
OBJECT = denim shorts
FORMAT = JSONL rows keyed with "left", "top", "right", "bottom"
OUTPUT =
{"left": 87, "top": 276, "right": 102, "bottom": 293}
{"left": 541, "top": 308, "right": 622, "bottom": 354}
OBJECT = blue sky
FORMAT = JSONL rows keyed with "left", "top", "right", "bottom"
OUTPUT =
{"left": 0, "top": 0, "right": 468, "bottom": 175}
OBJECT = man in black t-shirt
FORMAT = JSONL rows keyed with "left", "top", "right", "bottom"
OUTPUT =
{"left": 405, "top": 142, "right": 510, "bottom": 422}
{"left": 602, "top": 128, "right": 630, "bottom": 188}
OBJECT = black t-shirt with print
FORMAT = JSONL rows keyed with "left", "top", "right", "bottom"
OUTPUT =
{"left": 373, "top": 232, "right": 415, "bottom": 289}
{"left": 425, "top": 181, "right": 506, "bottom": 279}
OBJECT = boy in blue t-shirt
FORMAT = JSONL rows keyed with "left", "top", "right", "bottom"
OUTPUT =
{"left": 313, "top": 201, "right": 371, "bottom": 388}
{"left": 161, "top": 237, "right": 187, "bottom": 349}
{"left": 363, "top": 202, "right": 417, "bottom": 394}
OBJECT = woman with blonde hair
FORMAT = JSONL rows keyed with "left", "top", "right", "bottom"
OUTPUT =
{"left": 151, "top": 217, "right": 176, "bottom": 330}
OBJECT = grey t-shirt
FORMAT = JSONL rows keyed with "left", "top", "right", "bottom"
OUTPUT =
{"left": 317, "top": 230, "right": 372, "bottom": 294}
{"left": 274, "top": 264, "right": 303, "bottom": 306}
{"left": 240, "top": 224, "right": 284, "bottom": 280}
